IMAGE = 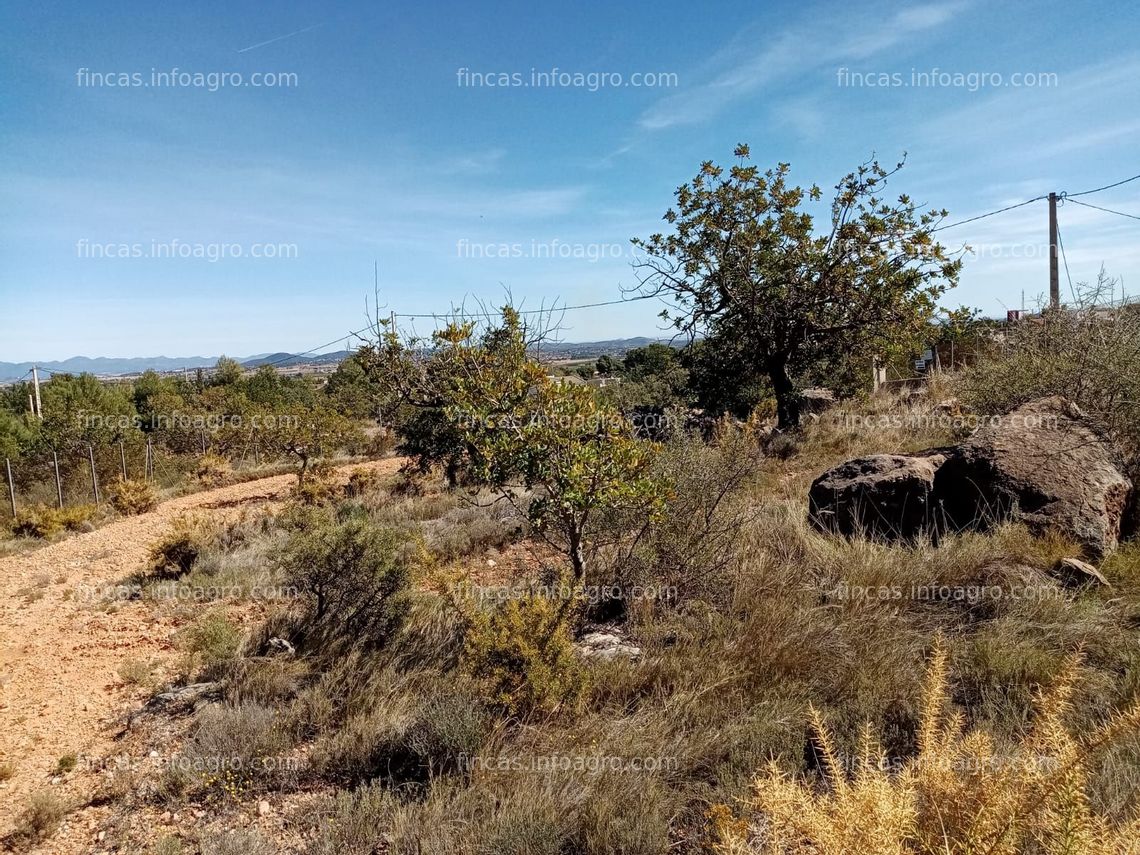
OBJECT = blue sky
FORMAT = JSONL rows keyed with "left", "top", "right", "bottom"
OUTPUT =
{"left": 1, "top": 0, "right": 1138, "bottom": 361}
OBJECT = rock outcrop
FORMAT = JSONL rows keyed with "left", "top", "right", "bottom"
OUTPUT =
{"left": 934, "top": 397, "right": 1132, "bottom": 556}
{"left": 808, "top": 451, "right": 950, "bottom": 540}
{"left": 809, "top": 397, "right": 1134, "bottom": 556}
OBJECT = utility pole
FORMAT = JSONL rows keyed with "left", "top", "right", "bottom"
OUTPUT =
{"left": 5, "top": 458, "right": 16, "bottom": 518}
{"left": 1048, "top": 192, "right": 1060, "bottom": 310}
{"left": 53, "top": 450, "right": 63, "bottom": 509}
{"left": 88, "top": 444, "right": 101, "bottom": 505}
{"left": 31, "top": 366, "right": 43, "bottom": 419}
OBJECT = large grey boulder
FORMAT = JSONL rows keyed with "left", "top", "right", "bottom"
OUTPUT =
{"left": 809, "top": 451, "right": 950, "bottom": 540}
{"left": 809, "top": 397, "right": 1134, "bottom": 556}
{"left": 934, "top": 397, "right": 1132, "bottom": 557}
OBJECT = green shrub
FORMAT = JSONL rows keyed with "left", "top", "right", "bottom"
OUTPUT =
{"left": 463, "top": 590, "right": 587, "bottom": 716}
{"left": 118, "top": 656, "right": 157, "bottom": 686}
{"left": 180, "top": 611, "right": 243, "bottom": 678}
{"left": 344, "top": 467, "right": 383, "bottom": 499}
{"left": 602, "top": 429, "right": 757, "bottom": 611}
{"left": 146, "top": 516, "right": 213, "bottom": 579}
{"left": 311, "top": 673, "right": 491, "bottom": 786}
{"left": 10, "top": 503, "right": 98, "bottom": 538}
{"left": 226, "top": 656, "right": 308, "bottom": 706}
{"left": 403, "top": 678, "right": 492, "bottom": 774}
{"left": 281, "top": 514, "right": 413, "bottom": 653}
{"left": 292, "top": 459, "right": 339, "bottom": 504}
{"left": 959, "top": 269, "right": 1140, "bottom": 459}
{"left": 199, "top": 828, "right": 276, "bottom": 855}
{"left": 309, "top": 783, "right": 397, "bottom": 855}
{"left": 195, "top": 452, "right": 232, "bottom": 486}
{"left": 151, "top": 836, "right": 185, "bottom": 855}
{"left": 8, "top": 791, "right": 68, "bottom": 847}
{"left": 110, "top": 477, "right": 158, "bottom": 515}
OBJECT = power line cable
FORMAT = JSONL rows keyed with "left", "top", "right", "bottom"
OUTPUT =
{"left": 931, "top": 195, "right": 1047, "bottom": 232}
{"left": 1064, "top": 197, "right": 1140, "bottom": 222}
{"left": 1064, "top": 172, "right": 1140, "bottom": 198}
{"left": 258, "top": 295, "right": 661, "bottom": 366}
{"left": 1055, "top": 217, "right": 1076, "bottom": 304}
{"left": 393, "top": 294, "right": 657, "bottom": 320}
{"left": 930, "top": 170, "right": 1140, "bottom": 233}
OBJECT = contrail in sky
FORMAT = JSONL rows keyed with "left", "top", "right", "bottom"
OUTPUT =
{"left": 236, "top": 23, "right": 322, "bottom": 54}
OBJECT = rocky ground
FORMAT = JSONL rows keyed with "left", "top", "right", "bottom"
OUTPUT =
{"left": 0, "top": 459, "right": 403, "bottom": 853}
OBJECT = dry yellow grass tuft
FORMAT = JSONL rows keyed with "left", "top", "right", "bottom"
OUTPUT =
{"left": 110, "top": 476, "right": 158, "bottom": 515}
{"left": 713, "top": 647, "right": 1140, "bottom": 855}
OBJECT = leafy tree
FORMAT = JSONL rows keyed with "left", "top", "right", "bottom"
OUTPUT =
{"left": 605, "top": 343, "right": 690, "bottom": 413}
{"left": 622, "top": 343, "right": 676, "bottom": 378}
{"left": 366, "top": 308, "right": 663, "bottom": 585}
{"left": 682, "top": 339, "right": 771, "bottom": 418}
{"left": 38, "top": 373, "right": 138, "bottom": 454}
{"left": 631, "top": 146, "right": 961, "bottom": 429}
{"left": 595, "top": 354, "right": 620, "bottom": 377}
{"left": 357, "top": 328, "right": 484, "bottom": 487}
{"left": 937, "top": 305, "right": 987, "bottom": 369}
{"left": 210, "top": 356, "right": 245, "bottom": 387}
{"left": 259, "top": 401, "right": 360, "bottom": 483}
{"left": 0, "top": 409, "right": 34, "bottom": 463}
{"left": 324, "top": 353, "right": 384, "bottom": 419}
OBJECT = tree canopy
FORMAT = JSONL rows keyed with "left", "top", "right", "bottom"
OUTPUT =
{"left": 631, "top": 146, "right": 961, "bottom": 428}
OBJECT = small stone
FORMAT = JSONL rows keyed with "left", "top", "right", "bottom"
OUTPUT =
{"left": 148, "top": 750, "right": 159, "bottom": 758}
{"left": 258, "top": 799, "right": 271, "bottom": 816}
{"left": 575, "top": 631, "right": 641, "bottom": 662}
{"left": 1051, "top": 557, "right": 1110, "bottom": 589}
{"left": 266, "top": 637, "right": 295, "bottom": 656}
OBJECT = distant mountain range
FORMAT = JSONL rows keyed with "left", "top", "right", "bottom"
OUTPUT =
{"left": 0, "top": 338, "right": 673, "bottom": 382}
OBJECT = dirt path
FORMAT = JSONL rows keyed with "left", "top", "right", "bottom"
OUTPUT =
{"left": 0, "top": 459, "right": 403, "bottom": 838}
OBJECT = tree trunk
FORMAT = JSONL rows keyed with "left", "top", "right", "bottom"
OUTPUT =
{"left": 536, "top": 521, "right": 585, "bottom": 652}
{"left": 768, "top": 355, "right": 800, "bottom": 431}
{"left": 568, "top": 525, "right": 587, "bottom": 585}
{"left": 445, "top": 457, "right": 460, "bottom": 489}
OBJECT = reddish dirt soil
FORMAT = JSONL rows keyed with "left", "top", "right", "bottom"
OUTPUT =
{"left": 0, "top": 459, "right": 403, "bottom": 849}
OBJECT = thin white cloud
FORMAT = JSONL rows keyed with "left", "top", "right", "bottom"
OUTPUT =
{"left": 638, "top": 1, "right": 967, "bottom": 130}
{"left": 920, "top": 55, "right": 1140, "bottom": 157}
{"left": 437, "top": 148, "right": 508, "bottom": 176}
{"left": 236, "top": 23, "right": 322, "bottom": 54}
